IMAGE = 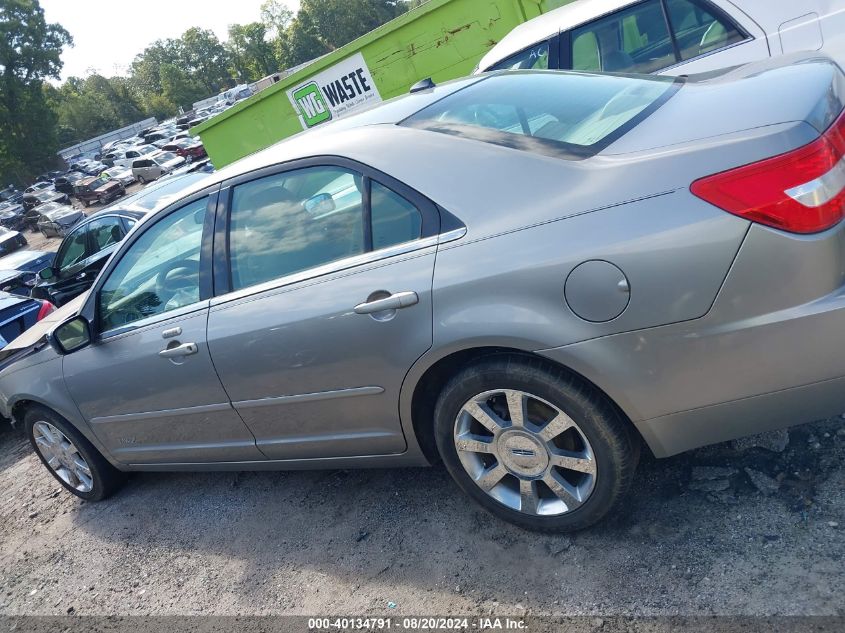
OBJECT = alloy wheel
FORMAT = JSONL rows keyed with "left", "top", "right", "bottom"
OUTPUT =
{"left": 454, "top": 389, "right": 596, "bottom": 516}
{"left": 32, "top": 421, "right": 94, "bottom": 493}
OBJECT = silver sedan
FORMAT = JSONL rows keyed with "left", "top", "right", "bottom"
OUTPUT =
{"left": 2, "top": 53, "right": 845, "bottom": 532}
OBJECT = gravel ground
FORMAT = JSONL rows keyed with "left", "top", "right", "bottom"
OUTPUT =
{"left": 0, "top": 416, "right": 842, "bottom": 617}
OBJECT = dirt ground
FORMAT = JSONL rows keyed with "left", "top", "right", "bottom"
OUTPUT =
{"left": 0, "top": 415, "right": 842, "bottom": 618}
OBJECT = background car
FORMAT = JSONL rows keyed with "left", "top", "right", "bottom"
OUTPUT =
{"left": 0, "top": 227, "right": 27, "bottom": 258}
{"left": 54, "top": 171, "right": 87, "bottom": 196}
{"left": 101, "top": 166, "right": 136, "bottom": 187}
{"left": 33, "top": 210, "right": 143, "bottom": 307}
{"left": 0, "top": 250, "right": 54, "bottom": 275}
{"left": 31, "top": 173, "right": 209, "bottom": 307}
{"left": 131, "top": 151, "right": 185, "bottom": 183}
{"left": 24, "top": 181, "right": 54, "bottom": 194}
{"left": 476, "top": 0, "right": 845, "bottom": 75}
{"left": 0, "top": 201, "right": 26, "bottom": 232}
{"left": 0, "top": 292, "right": 55, "bottom": 350}
{"left": 73, "top": 175, "right": 126, "bottom": 207}
{"left": 160, "top": 138, "right": 207, "bottom": 162}
{"left": 69, "top": 160, "right": 107, "bottom": 176}
{"left": 35, "top": 204, "right": 85, "bottom": 239}
{"left": 22, "top": 189, "right": 70, "bottom": 212}
{"left": 0, "top": 269, "right": 37, "bottom": 296}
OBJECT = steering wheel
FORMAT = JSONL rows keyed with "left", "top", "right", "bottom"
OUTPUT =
{"left": 155, "top": 259, "right": 200, "bottom": 304}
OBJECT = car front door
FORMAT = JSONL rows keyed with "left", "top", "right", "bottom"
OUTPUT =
{"left": 63, "top": 190, "right": 265, "bottom": 465}
{"left": 206, "top": 160, "right": 442, "bottom": 460}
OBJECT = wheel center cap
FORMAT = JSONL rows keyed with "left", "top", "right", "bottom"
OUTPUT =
{"left": 498, "top": 430, "right": 549, "bottom": 478}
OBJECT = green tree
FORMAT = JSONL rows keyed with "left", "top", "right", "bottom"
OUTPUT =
{"left": 181, "top": 28, "right": 232, "bottom": 94}
{"left": 260, "top": 0, "right": 294, "bottom": 39}
{"left": 0, "top": 0, "right": 72, "bottom": 184}
{"left": 228, "top": 22, "right": 279, "bottom": 82}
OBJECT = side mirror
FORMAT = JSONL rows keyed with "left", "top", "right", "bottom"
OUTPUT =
{"left": 48, "top": 316, "right": 91, "bottom": 355}
{"left": 38, "top": 267, "right": 55, "bottom": 281}
{"left": 304, "top": 192, "right": 335, "bottom": 215}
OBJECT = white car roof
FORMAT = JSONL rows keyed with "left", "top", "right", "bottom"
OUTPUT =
{"left": 477, "top": 0, "right": 641, "bottom": 71}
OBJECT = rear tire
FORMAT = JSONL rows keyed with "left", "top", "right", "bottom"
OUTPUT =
{"left": 137, "top": 176, "right": 146, "bottom": 184}
{"left": 433, "top": 355, "right": 639, "bottom": 533}
{"left": 25, "top": 406, "right": 126, "bottom": 502}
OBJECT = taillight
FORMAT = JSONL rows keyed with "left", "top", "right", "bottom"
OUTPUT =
{"left": 691, "top": 109, "right": 845, "bottom": 234}
{"left": 36, "top": 300, "right": 56, "bottom": 321}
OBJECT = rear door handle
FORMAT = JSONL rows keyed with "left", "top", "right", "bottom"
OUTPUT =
{"left": 354, "top": 291, "right": 419, "bottom": 315}
{"left": 159, "top": 342, "right": 198, "bottom": 359}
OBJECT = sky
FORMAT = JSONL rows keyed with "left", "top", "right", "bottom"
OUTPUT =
{"left": 40, "top": 0, "right": 300, "bottom": 81}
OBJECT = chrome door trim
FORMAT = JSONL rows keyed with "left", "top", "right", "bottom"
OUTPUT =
{"left": 233, "top": 386, "right": 385, "bottom": 411}
{"left": 90, "top": 401, "right": 233, "bottom": 425}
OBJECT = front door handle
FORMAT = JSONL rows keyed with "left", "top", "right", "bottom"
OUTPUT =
{"left": 159, "top": 342, "right": 198, "bottom": 359}
{"left": 354, "top": 291, "right": 419, "bottom": 315}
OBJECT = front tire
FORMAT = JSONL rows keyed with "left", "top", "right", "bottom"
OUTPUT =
{"left": 25, "top": 406, "right": 126, "bottom": 501}
{"left": 434, "top": 355, "right": 639, "bottom": 533}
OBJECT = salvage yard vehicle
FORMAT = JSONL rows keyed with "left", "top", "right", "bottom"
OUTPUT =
{"left": 22, "top": 189, "right": 70, "bottom": 213}
{"left": 31, "top": 173, "right": 210, "bottom": 308}
{"left": 476, "top": 0, "right": 845, "bottom": 74}
{"left": 0, "top": 201, "right": 26, "bottom": 232}
{"left": 131, "top": 151, "right": 186, "bottom": 183}
{"left": 101, "top": 166, "right": 136, "bottom": 187}
{"left": 0, "top": 227, "right": 27, "bottom": 258}
{"left": 4, "top": 55, "right": 845, "bottom": 532}
{"left": 161, "top": 138, "right": 207, "bottom": 162}
{"left": 34, "top": 203, "right": 85, "bottom": 239}
{"left": 0, "top": 293, "right": 55, "bottom": 350}
{"left": 73, "top": 175, "right": 126, "bottom": 207}
{"left": 32, "top": 210, "right": 144, "bottom": 307}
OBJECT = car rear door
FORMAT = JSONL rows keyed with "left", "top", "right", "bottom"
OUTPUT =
{"left": 206, "top": 159, "right": 443, "bottom": 460}
{"left": 63, "top": 188, "right": 264, "bottom": 465}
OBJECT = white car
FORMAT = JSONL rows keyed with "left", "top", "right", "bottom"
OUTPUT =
{"left": 102, "top": 166, "right": 136, "bottom": 187}
{"left": 475, "top": 0, "right": 845, "bottom": 76}
{"left": 131, "top": 151, "right": 186, "bottom": 184}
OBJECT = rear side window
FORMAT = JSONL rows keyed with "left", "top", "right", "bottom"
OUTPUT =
{"left": 570, "top": 0, "right": 746, "bottom": 73}
{"left": 402, "top": 72, "right": 680, "bottom": 159}
{"left": 570, "top": 0, "right": 675, "bottom": 73}
{"left": 489, "top": 41, "right": 550, "bottom": 72}
{"left": 665, "top": 0, "right": 745, "bottom": 60}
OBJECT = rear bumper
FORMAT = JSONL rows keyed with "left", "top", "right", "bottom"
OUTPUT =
{"left": 539, "top": 221, "right": 845, "bottom": 457}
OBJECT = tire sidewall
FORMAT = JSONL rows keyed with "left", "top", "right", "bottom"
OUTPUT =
{"left": 24, "top": 406, "right": 115, "bottom": 502}
{"left": 434, "top": 358, "right": 633, "bottom": 532}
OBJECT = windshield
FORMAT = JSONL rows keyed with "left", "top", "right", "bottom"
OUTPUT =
{"left": 155, "top": 152, "right": 178, "bottom": 164}
{"left": 402, "top": 71, "right": 680, "bottom": 159}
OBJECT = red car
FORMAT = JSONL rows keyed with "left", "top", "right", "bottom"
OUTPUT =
{"left": 160, "top": 139, "right": 207, "bottom": 161}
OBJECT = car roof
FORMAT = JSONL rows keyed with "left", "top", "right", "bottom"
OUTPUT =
{"left": 476, "top": 0, "right": 640, "bottom": 71}
{"left": 0, "top": 250, "right": 49, "bottom": 268}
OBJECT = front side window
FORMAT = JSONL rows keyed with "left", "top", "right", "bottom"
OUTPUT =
{"left": 571, "top": 0, "right": 675, "bottom": 73}
{"left": 665, "top": 0, "right": 745, "bottom": 60}
{"left": 228, "top": 166, "right": 424, "bottom": 292}
{"left": 55, "top": 226, "right": 91, "bottom": 272}
{"left": 489, "top": 41, "right": 550, "bottom": 72}
{"left": 99, "top": 198, "right": 207, "bottom": 331}
{"left": 402, "top": 72, "right": 678, "bottom": 158}
{"left": 88, "top": 216, "right": 125, "bottom": 251}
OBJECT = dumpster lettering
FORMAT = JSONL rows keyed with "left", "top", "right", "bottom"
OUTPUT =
{"left": 287, "top": 53, "right": 382, "bottom": 130}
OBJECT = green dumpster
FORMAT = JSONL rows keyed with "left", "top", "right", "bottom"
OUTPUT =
{"left": 193, "top": 0, "right": 573, "bottom": 168}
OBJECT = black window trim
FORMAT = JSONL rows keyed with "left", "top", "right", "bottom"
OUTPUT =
{"left": 79, "top": 184, "right": 221, "bottom": 341}
{"left": 211, "top": 155, "right": 443, "bottom": 298}
{"left": 400, "top": 71, "right": 685, "bottom": 161}
{"left": 559, "top": 0, "right": 752, "bottom": 72}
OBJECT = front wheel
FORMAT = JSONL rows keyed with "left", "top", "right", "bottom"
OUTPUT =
{"left": 434, "top": 356, "right": 639, "bottom": 533}
{"left": 25, "top": 406, "right": 127, "bottom": 501}
{"left": 137, "top": 176, "right": 146, "bottom": 184}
